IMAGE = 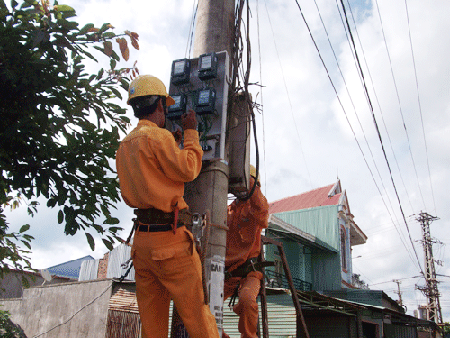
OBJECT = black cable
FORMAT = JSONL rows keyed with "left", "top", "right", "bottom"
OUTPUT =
{"left": 403, "top": 0, "right": 437, "bottom": 214}
{"left": 338, "top": 0, "right": 425, "bottom": 277}
{"left": 344, "top": 0, "right": 415, "bottom": 215}
{"left": 372, "top": 0, "right": 427, "bottom": 211}
{"left": 292, "top": 0, "right": 421, "bottom": 271}
{"left": 239, "top": 110, "right": 259, "bottom": 202}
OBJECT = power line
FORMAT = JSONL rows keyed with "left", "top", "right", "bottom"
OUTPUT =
{"left": 402, "top": 0, "right": 437, "bottom": 215}
{"left": 369, "top": 275, "right": 421, "bottom": 287}
{"left": 340, "top": 0, "right": 423, "bottom": 274}
{"left": 255, "top": 0, "right": 267, "bottom": 197}
{"left": 343, "top": 0, "right": 416, "bottom": 216}
{"left": 372, "top": 0, "right": 427, "bottom": 211}
{"left": 311, "top": 0, "right": 400, "bottom": 225}
{"left": 337, "top": 0, "right": 425, "bottom": 277}
{"left": 185, "top": 0, "right": 198, "bottom": 59}
{"left": 291, "top": 0, "right": 420, "bottom": 271}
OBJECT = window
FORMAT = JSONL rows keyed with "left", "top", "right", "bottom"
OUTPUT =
{"left": 340, "top": 226, "right": 347, "bottom": 271}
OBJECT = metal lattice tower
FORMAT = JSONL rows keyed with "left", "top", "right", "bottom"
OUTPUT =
{"left": 416, "top": 212, "right": 443, "bottom": 323}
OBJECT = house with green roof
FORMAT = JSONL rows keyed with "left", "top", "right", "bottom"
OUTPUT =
{"left": 266, "top": 179, "right": 367, "bottom": 291}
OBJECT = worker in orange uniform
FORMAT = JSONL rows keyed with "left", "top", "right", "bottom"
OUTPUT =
{"left": 223, "top": 165, "right": 269, "bottom": 338}
{"left": 115, "top": 75, "right": 219, "bottom": 338}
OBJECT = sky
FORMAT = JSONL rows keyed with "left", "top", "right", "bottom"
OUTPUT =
{"left": 6, "top": 0, "right": 450, "bottom": 321}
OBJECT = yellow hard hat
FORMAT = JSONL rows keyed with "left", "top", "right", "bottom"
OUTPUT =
{"left": 127, "top": 75, "right": 175, "bottom": 106}
{"left": 249, "top": 165, "right": 260, "bottom": 184}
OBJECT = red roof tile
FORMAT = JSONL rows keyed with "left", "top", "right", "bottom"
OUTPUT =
{"left": 269, "top": 183, "right": 341, "bottom": 214}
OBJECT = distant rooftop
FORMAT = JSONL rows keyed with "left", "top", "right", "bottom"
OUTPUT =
{"left": 47, "top": 255, "right": 94, "bottom": 279}
{"left": 269, "top": 181, "right": 342, "bottom": 214}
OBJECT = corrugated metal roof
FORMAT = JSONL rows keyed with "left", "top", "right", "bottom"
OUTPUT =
{"left": 269, "top": 182, "right": 340, "bottom": 214}
{"left": 47, "top": 255, "right": 94, "bottom": 279}
{"left": 107, "top": 244, "right": 135, "bottom": 281}
{"left": 268, "top": 215, "right": 337, "bottom": 253}
{"left": 223, "top": 294, "right": 297, "bottom": 338}
{"left": 78, "top": 259, "right": 99, "bottom": 281}
{"left": 274, "top": 205, "right": 340, "bottom": 250}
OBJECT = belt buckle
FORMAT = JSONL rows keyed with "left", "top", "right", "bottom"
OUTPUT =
{"left": 192, "top": 213, "right": 202, "bottom": 246}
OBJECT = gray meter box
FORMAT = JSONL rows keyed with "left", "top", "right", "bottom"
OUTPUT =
{"left": 167, "top": 51, "right": 229, "bottom": 161}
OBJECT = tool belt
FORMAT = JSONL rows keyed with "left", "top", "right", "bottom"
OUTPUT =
{"left": 225, "top": 257, "right": 275, "bottom": 279}
{"left": 133, "top": 208, "right": 192, "bottom": 233}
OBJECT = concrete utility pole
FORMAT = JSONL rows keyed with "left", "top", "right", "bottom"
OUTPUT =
{"left": 416, "top": 212, "right": 443, "bottom": 324}
{"left": 183, "top": 0, "right": 237, "bottom": 334}
{"left": 393, "top": 279, "right": 403, "bottom": 307}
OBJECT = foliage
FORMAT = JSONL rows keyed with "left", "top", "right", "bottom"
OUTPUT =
{"left": 352, "top": 273, "right": 369, "bottom": 289}
{"left": 0, "top": 309, "right": 26, "bottom": 337}
{"left": 0, "top": 0, "right": 139, "bottom": 275}
{"left": 441, "top": 323, "right": 450, "bottom": 334}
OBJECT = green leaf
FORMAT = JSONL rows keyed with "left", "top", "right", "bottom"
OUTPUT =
{"left": 23, "top": 234, "right": 35, "bottom": 241}
{"left": 102, "top": 32, "right": 115, "bottom": 39}
{"left": 99, "top": 23, "right": 111, "bottom": 33}
{"left": 58, "top": 210, "right": 64, "bottom": 224}
{"left": 111, "top": 50, "right": 120, "bottom": 61}
{"left": 21, "top": 276, "right": 30, "bottom": 289}
{"left": 108, "top": 226, "right": 123, "bottom": 233}
{"left": 79, "top": 23, "right": 94, "bottom": 35}
{"left": 120, "top": 78, "right": 129, "bottom": 91}
{"left": 92, "top": 223, "right": 104, "bottom": 234}
{"left": 102, "top": 238, "right": 113, "bottom": 251}
{"left": 21, "top": 240, "right": 31, "bottom": 250}
{"left": 85, "top": 233, "right": 95, "bottom": 251}
{"left": 96, "top": 68, "right": 104, "bottom": 80}
{"left": 103, "top": 217, "right": 120, "bottom": 225}
{"left": 47, "top": 198, "right": 57, "bottom": 208}
{"left": 19, "top": 224, "right": 30, "bottom": 233}
{"left": 56, "top": 4, "right": 75, "bottom": 12}
{"left": 110, "top": 87, "right": 121, "bottom": 99}
{"left": 120, "top": 116, "right": 130, "bottom": 123}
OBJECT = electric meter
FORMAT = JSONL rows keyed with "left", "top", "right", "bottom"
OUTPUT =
{"left": 171, "top": 59, "right": 191, "bottom": 85}
{"left": 198, "top": 53, "right": 218, "bottom": 81}
{"left": 194, "top": 88, "right": 216, "bottom": 115}
{"left": 167, "top": 94, "right": 187, "bottom": 120}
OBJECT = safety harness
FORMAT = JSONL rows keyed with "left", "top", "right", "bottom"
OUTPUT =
{"left": 118, "top": 208, "right": 192, "bottom": 282}
{"left": 226, "top": 257, "right": 275, "bottom": 308}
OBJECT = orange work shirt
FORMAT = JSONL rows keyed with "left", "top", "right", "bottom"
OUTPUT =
{"left": 225, "top": 182, "right": 269, "bottom": 272}
{"left": 115, "top": 120, "right": 203, "bottom": 213}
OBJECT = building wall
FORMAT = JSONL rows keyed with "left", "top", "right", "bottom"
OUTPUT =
{"left": 224, "top": 294, "right": 360, "bottom": 338}
{"left": 339, "top": 215, "right": 353, "bottom": 286}
{"left": 384, "top": 324, "right": 418, "bottom": 338}
{"left": 306, "top": 315, "right": 357, "bottom": 338}
{"left": 272, "top": 206, "right": 344, "bottom": 291}
{"left": 0, "top": 279, "right": 112, "bottom": 338}
{"left": 264, "top": 233, "right": 312, "bottom": 287}
{"left": 311, "top": 251, "right": 341, "bottom": 291}
{"left": 0, "top": 270, "right": 71, "bottom": 299}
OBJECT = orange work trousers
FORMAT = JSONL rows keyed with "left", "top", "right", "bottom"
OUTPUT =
{"left": 223, "top": 271, "right": 263, "bottom": 338}
{"left": 131, "top": 226, "right": 219, "bottom": 338}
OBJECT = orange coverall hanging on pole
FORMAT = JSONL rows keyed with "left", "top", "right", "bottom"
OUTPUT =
{"left": 223, "top": 165, "right": 269, "bottom": 338}
{"left": 116, "top": 75, "right": 219, "bottom": 338}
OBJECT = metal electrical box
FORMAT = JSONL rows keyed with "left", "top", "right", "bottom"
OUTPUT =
{"left": 167, "top": 51, "right": 229, "bottom": 161}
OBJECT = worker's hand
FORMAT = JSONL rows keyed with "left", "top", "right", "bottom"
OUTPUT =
{"left": 181, "top": 109, "right": 198, "bottom": 131}
{"left": 249, "top": 176, "right": 256, "bottom": 190}
{"left": 172, "top": 129, "right": 182, "bottom": 145}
